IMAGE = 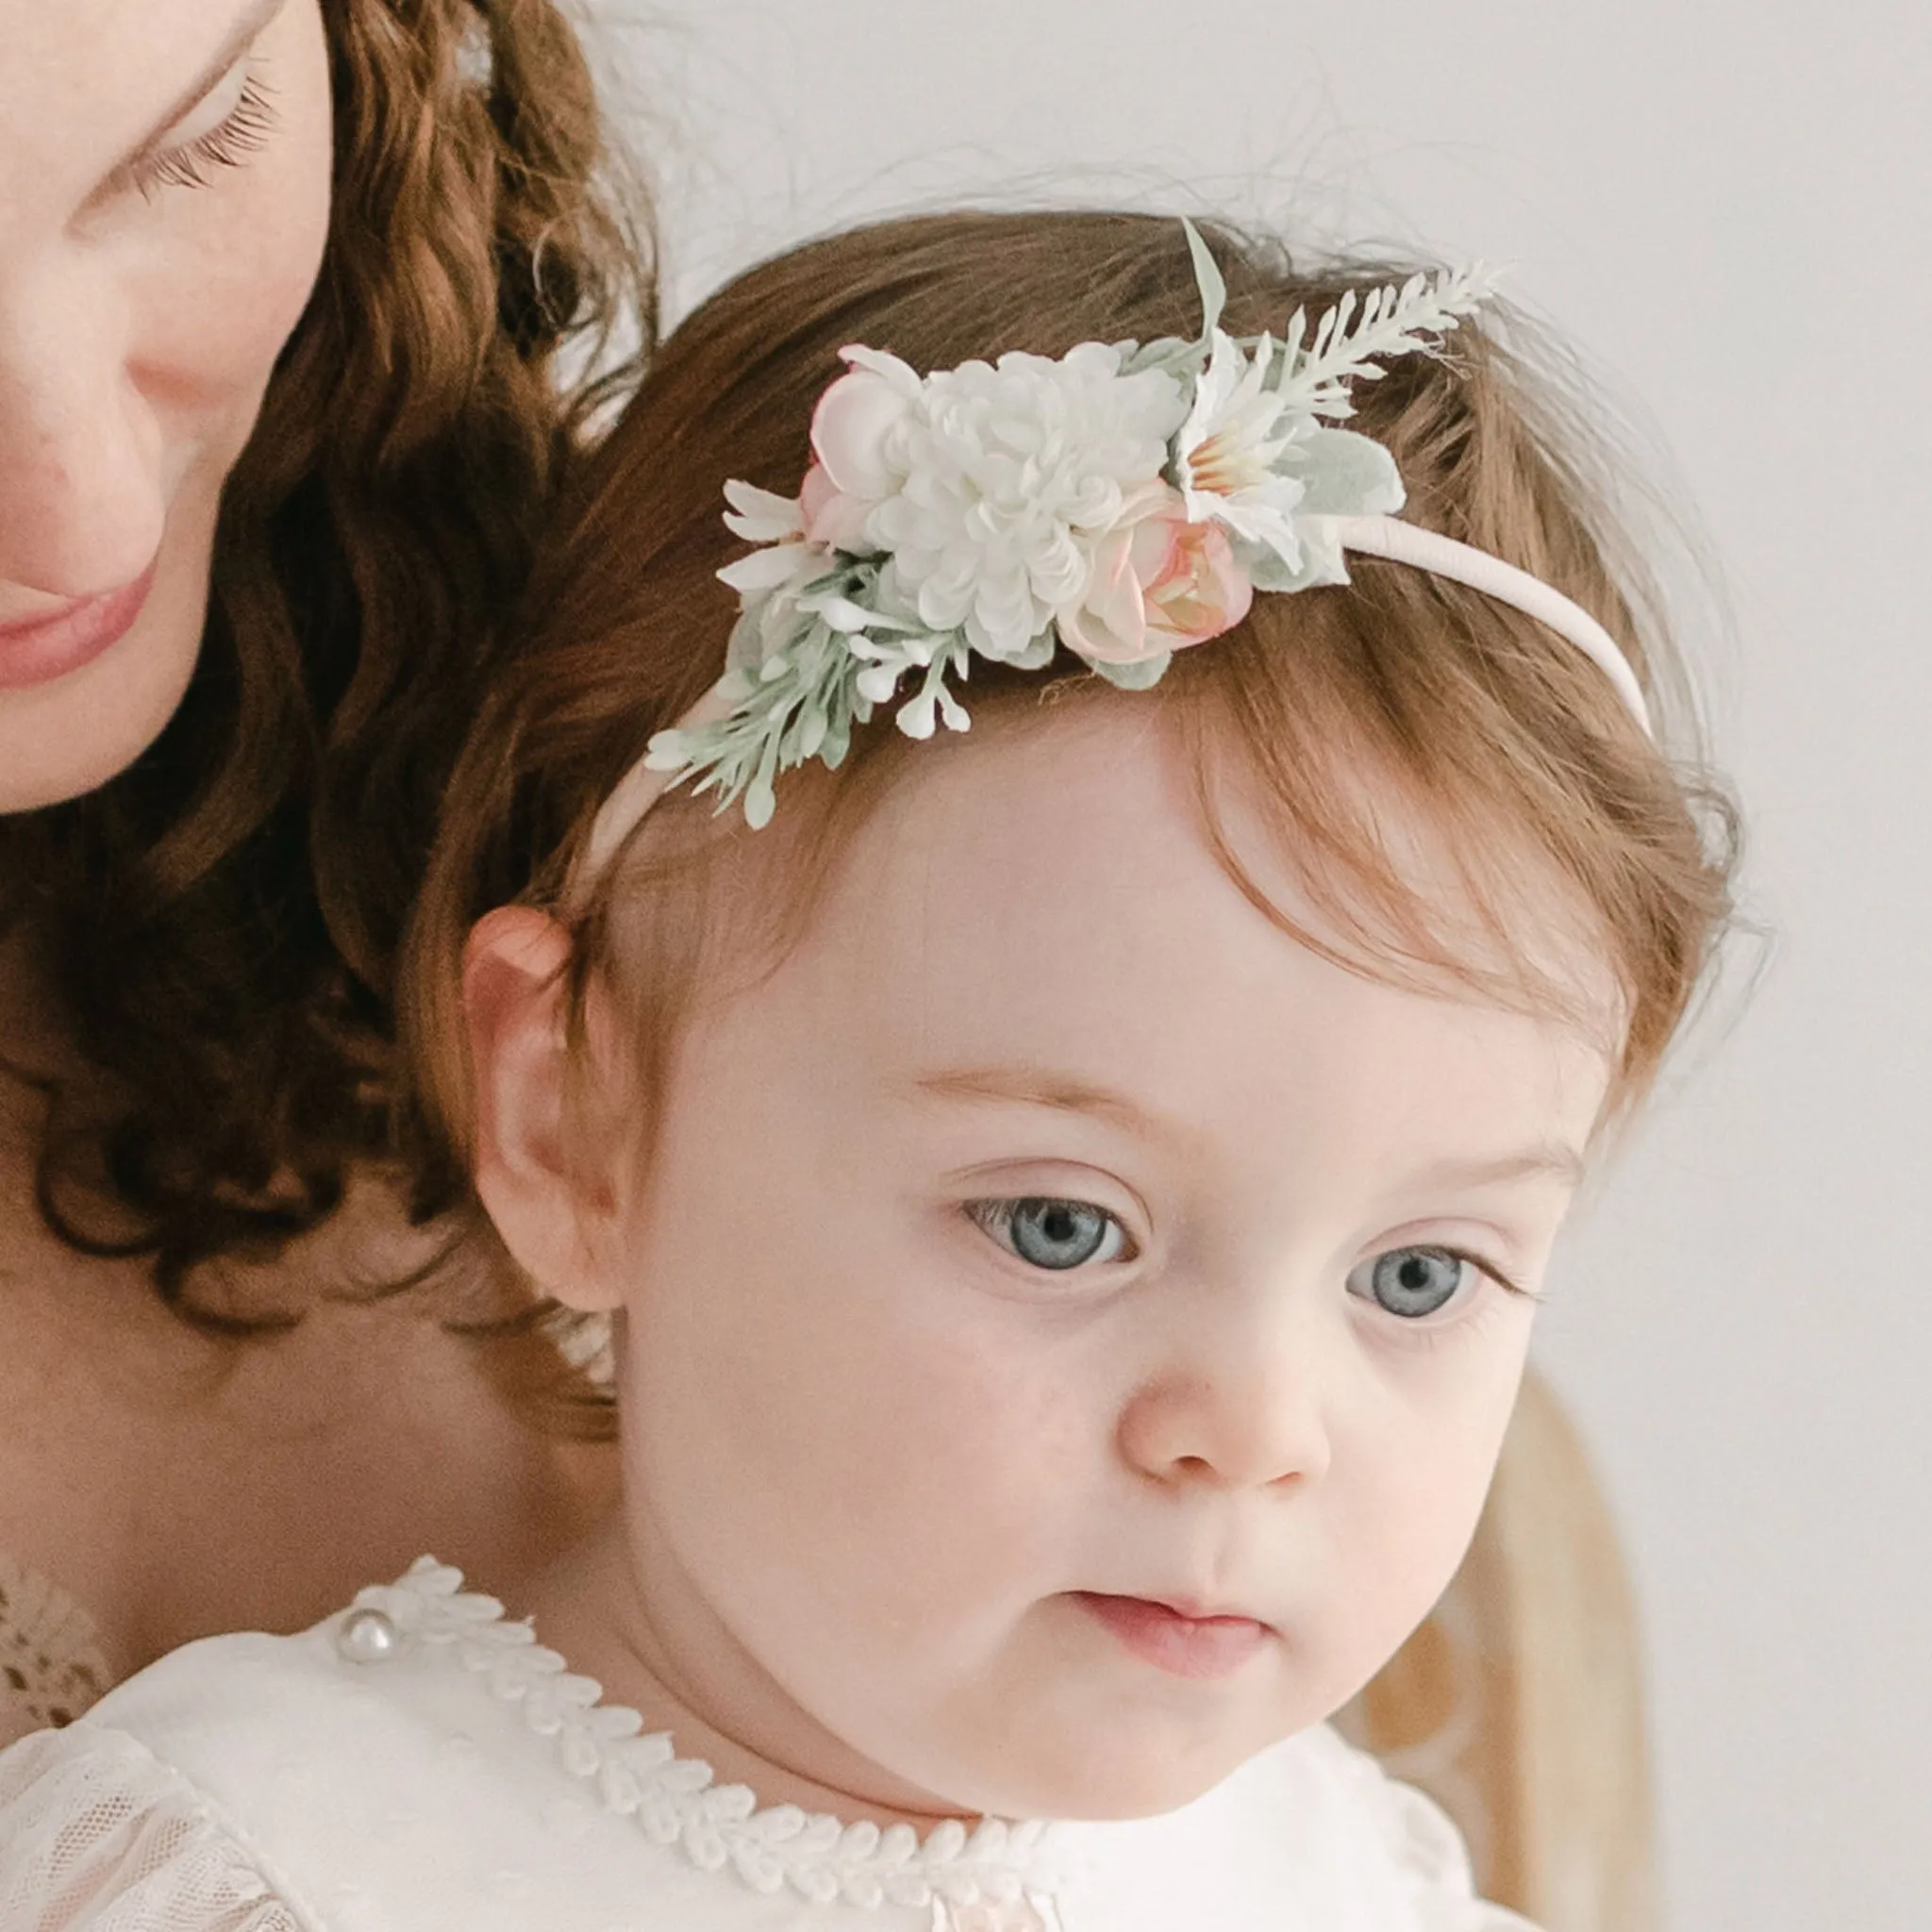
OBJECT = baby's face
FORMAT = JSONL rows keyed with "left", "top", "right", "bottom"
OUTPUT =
{"left": 605, "top": 708, "right": 1609, "bottom": 1822}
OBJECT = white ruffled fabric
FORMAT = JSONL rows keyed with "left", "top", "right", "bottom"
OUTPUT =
{"left": 0, "top": 1560, "right": 1540, "bottom": 1932}
{"left": 0, "top": 1727, "right": 298, "bottom": 1931}
{"left": 1344, "top": 1744, "right": 1541, "bottom": 1932}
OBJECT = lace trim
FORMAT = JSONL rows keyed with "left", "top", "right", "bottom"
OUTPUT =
{"left": 0, "top": 1553, "right": 112, "bottom": 1730}
{"left": 346, "top": 1558, "right": 1067, "bottom": 1912}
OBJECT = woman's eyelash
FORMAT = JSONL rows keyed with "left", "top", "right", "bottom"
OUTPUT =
{"left": 129, "top": 75, "right": 279, "bottom": 200}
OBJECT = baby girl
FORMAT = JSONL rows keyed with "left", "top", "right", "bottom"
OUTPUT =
{"left": 0, "top": 209, "right": 1733, "bottom": 1931}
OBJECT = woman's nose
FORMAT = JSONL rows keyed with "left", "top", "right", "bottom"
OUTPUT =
{"left": 1116, "top": 1289, "right": 1339, "bottom": 1493}
{"left": 0, "top": 275, "right": 167, "bottom": 599}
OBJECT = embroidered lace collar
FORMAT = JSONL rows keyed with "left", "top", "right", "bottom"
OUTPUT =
{"left": 337, "top": 1557, "right": 1069, "bottom": 1919}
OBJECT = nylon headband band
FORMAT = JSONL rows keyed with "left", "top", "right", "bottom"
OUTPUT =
{"left": 1322, "top": 515, "right": 1652, "bottom": 733}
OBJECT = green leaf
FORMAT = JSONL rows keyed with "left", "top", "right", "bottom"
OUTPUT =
{"left": 1182, "top": 220, "right": 1226, "bottom": 343}
{"left": 1089, "top": 651, "right": 1172, "bottom": 691}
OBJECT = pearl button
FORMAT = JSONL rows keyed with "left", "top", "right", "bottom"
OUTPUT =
{"left": 334, "top": 1607, "right": 408, "bottom": 1665}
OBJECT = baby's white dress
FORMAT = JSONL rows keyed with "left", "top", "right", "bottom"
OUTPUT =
{"left": 0, "top": 1558, "right": 1535, "bottom": 1932}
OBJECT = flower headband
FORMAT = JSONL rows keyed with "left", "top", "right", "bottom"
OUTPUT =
{"left": 580, "top": 224, "right": 1650, "bottom": 882}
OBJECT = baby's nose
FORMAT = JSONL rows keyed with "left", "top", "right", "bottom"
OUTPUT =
{"left": 1116, "top": 1299, "right": 1338, "bottom": 1492}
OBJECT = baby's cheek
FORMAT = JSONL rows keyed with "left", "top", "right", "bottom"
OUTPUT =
{"left": 825, "top": 1324, "right": 1091, "bottom": 1616}
{"left": 1348, "top": 1408, "right": 1505, "bottom": 1645}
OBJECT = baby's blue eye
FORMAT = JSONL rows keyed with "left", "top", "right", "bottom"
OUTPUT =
{"left": 1347, "top": 1246, "right": 1474, "bottom": 1319}
{"left": 972, "top": 1197, "right": 1128, "bottom": 1271}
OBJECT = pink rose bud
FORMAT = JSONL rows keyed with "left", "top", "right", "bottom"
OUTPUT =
{"left": 1059, "top": 489, "right": 1252, "bottom": 664}
{"left": 1135, "top": 510, "right": 1252, "bottom": 647}
{"left": 804, "top": 356, "right": 921, "bottom": 552}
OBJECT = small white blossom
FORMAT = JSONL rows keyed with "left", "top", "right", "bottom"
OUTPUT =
{"left": 717, "top": 533, "right": 841, "bottom": 672}
{"left": 722, "top": 478, "right": 808, "bottom": 545}
{"left": 1172, "top": 327, "right": 1313, "bottom": 575}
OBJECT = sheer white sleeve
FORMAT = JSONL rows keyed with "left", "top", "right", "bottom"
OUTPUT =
{"left": 1355, "top": 1741, "right": 1544, "bottom": 1931}
{"left": 0, "top": 1724, "right": 307, "bottom": 1932}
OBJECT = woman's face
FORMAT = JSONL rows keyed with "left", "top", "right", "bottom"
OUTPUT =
{"left": 0, "top": 0, "right": 333, "bottom": 811}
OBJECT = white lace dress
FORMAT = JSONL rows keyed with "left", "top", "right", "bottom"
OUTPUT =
{"left": 0, "top": 1558, "right": 1538, "bottom": 1932}
{"left": 0, "top": 1552, "right": 112, "bottom": 1736}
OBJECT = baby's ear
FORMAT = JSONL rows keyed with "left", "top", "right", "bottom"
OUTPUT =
{"left": 463, "top": 907, "right": 631, "bottom": 1313}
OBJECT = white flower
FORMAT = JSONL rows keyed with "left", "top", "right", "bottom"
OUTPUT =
{"left": 722, "top": 478, "right": 808, "bottom": 545}
{"left": 807, "top": 341, "right": 1188, "bottom": 660}
{"left": 717, "top": 479, "right": 841, "bottom": 670}
{"left": 1172, "top": 328, "right": 1316, "bottom": 574}
{"left": 1173, "top": 326, "right": 1418, "bottom": 591}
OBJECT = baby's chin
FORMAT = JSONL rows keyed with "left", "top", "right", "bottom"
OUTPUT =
{"left": 906, "top": 1706, "right": 1312, "bottom": 1824}
{"left": 1004, "top": 1757, "right": 1260, "bottom": 1824}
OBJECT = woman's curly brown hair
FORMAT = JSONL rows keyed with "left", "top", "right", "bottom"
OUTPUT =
{"left": 0, "top": 0, "right": 655, "bottom": 1324}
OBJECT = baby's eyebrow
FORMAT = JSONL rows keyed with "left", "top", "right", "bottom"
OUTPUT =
{"left": 910, "top": 1074, "right": 1586, "bottom": 1190}
{"left": 910, "top": 1066, "right": 1162, "bottom": 1137}
{"left": 1405, "top": 1143, "right": 1589, "bottom": 1191}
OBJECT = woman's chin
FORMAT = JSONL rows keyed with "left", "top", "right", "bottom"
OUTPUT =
{"left": 0, "top": 539, "right": 211, "bottom": 812}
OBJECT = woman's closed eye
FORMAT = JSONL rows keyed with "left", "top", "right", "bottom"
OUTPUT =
{"left": 1344, "top": 1244, "right": 1533, "bottom": 1322}
{"left": 124, "top": 70, "right": 279, "bottom": 201}
{"left": 967, "top": 1196, "right": 1134, "bottom": 1273}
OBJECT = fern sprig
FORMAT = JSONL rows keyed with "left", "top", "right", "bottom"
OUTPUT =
{"left": 1274, "top": 266, "right": 1495, "bottom": 420}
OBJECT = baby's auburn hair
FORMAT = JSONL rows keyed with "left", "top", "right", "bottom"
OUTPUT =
{"left": 404, "top": 208, "right": 1738, "bottom": 1239}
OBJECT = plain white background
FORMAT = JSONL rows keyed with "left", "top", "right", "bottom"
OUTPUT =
{"left": 590, "top": 5, "right": 1930, "bottom": 1926}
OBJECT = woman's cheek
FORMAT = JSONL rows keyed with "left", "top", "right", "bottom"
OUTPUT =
{"left": 139, "top": 28, "right": 332, "bottom": 445}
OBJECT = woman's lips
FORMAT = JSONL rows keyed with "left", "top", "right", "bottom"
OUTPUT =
{"left": 0, "top": 562, "right": 158, "bottom": 691}
{"left": 1073, "top": 1591, "right": 1273, "bottom": 1680}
